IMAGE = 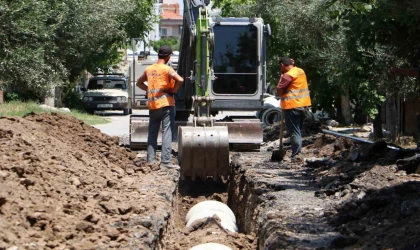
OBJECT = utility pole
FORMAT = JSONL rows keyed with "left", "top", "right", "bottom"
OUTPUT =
{"left": 132, "top": 38, "right": 141, "bottom": 100}
{"left": 132, "top": 39, "right": 136, "bottom": 86}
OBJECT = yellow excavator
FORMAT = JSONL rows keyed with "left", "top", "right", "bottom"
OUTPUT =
{"left": 129, "top": 0, "right": 271, "bottom": 180}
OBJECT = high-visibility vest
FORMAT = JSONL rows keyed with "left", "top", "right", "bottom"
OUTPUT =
{"left": 145, "top": 64, "right": 175, "bottom": 110}
{"left": 280, "top": 67, "right": 312, "bottom": 109}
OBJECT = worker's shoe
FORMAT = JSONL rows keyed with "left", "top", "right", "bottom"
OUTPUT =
{"left": 160, "top": 162, "right": 180, "bottom": 170}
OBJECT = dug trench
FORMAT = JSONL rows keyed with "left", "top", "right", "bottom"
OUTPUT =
{"left": 158, "top": 119, "right": 420, "bottom": 249}
{"left": 1, "top": 113, "right": 420, "bottom": 249}
{"left": 160, "top": 151, "right": 341, "bottom": 249}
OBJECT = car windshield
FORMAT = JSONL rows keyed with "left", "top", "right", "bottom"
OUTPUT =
{"left": 87, "top": 79, "right": 126, "bottom": 90}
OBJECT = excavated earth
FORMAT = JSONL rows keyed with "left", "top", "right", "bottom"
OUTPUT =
{"left": 0, "top": 113, "right": 179, "bottom": 250}
{"left": 1, "top": 113, "right": 420, "bottom": 250}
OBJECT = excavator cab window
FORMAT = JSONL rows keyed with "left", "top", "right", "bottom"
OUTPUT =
{"left": 212, "top": 24, "right": 258, "bottom": 95}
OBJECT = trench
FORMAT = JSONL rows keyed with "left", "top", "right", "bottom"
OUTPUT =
{"left": 158, "top": 153, "right": 262, "bottom": 250}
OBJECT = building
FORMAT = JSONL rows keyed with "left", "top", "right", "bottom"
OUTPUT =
{"left": 159, "top": 2, "right": 183, "bottom": 39}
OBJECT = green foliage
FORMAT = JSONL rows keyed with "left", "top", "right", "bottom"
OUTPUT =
{"left": 0, "top": 101, "right": 47, "bottom": 117}
{"left": 62, "top": 83, "right": 84, "bottom": 110}
{"left": 0, "top": 101, "right": 109, "bottom": 125}
{"left": 151, "top": 37, "right": 181, "bottom": 52}
{"left": 4, "top": 93, "right": 20, "bottom": 102}
{"left": 0, "top": 0, "right": 155, "bottom": 100}
{"left": 217, "top": 0, "right": 420, "bottom": 121}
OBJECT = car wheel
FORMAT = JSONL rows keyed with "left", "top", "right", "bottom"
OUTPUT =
{"left": 123, "top": 108, "right": 129, "bottom": 116}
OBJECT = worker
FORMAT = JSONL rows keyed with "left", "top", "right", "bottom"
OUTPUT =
{"left": 136, "top": 45, "right": 184, "bottom": 169}
{"left": 276, "top": 57, "right": 312, "bottom": 161}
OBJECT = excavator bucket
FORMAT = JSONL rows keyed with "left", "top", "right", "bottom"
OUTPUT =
{"left": 178, "top": 126, "right": 229, "bottom": 181}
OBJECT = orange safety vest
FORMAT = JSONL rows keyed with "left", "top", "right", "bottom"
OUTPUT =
{"left": 280, "top": 67, "right": 312, "bottom": 109}
{"left": 145, "top": 64, "right": 175, "bottom": 110}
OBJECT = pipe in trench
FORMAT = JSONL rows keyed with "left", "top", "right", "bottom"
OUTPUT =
{"left": 185, "top": 200, "right": 238, "bottom": 233}
{"left": 189, "top": 242, "right": 233, "bottom": 250}
{"left": 321, "top": 129, "right": 403, "bottom": 151}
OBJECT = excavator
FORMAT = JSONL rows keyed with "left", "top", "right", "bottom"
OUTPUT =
{"left": 129, "top": 0, "right": 271, "bottom": 180}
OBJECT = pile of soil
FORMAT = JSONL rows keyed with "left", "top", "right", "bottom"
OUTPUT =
{"left": 261, "top": 131, "right": 420, "bottom": 249}
{"left": 0, "top": 113, "right": 176, "bottom": 249}
{"left": 307, "top": 136, "right": 420, "bottom": 249}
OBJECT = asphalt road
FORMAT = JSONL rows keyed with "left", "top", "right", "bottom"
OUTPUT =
{"left": 93, "top": 109, "right": 147, "bottom": 137}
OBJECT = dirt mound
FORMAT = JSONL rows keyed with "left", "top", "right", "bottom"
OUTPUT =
{"left": 0, "top": 113, "right": 174, "bottom": 249}
{"left": 307, "top": 135, "right": 420, "bottom": 249}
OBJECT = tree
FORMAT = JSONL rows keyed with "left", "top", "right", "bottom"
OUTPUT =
{"left": 0, "top": 0, "right": 155, "bottom": 101}
{"left": 213, "top": 0, "right": 415, "bottom": 131}
{"left": 151, "top": 37, "right": 181, "bottom": 52}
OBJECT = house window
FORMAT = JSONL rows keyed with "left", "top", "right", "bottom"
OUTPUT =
{"left": 160, "top": 28, "right": 167, "bottom": 37}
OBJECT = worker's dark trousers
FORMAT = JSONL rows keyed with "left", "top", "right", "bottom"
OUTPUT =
{"left": 284, "top": 108, "right": 304, "bottom": 157}
{"left": 147, "top": 106, "right": 175, "bottom": 163}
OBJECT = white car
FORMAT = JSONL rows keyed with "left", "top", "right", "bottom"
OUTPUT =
{"left": 81, "top": 73, "right": 131, "bottom": 115}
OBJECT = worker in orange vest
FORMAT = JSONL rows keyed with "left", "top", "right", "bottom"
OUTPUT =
{"left": 276, "top": 57, "right": 312, "bottom": 160}
{"left": 137, "top": 45, "right": 184, "bottom": 169}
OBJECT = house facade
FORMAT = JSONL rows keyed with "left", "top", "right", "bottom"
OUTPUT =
{"left": 159, "top": 1, "right": 183, "bottom": 39}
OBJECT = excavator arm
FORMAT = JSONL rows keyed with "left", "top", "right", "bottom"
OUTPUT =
{"left": 178, "top": 0, "right": 230, "bottom": 181}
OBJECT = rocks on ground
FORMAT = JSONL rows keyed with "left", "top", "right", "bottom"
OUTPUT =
{"left": 231, "top": 119, "right": 420, "bottom": 249}
{"left": 0, "top": 113, "right": 178, "bottom": 249}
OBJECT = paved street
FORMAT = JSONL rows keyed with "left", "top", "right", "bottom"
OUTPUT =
{"left": 93, "top": 109, "right": 148, "bottom": 137}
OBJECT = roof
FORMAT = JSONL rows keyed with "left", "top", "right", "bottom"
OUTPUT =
{"left": 160, "top": 3, "right": 182, "bottom": 20}
{"left": 161, "top": 12, "right": 182, "bottom": 19}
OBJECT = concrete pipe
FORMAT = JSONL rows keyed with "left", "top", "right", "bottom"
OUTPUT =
{"left": 185, "top": 200, "right": 238, "bottom": 232}
{"left": 189, "top": 243, "right": 233, "bottom": 250}
{"left": 186, "top": 209, "right": 238, "bottom": 232}
{"left": 186, "top": 201, "right": 236, "bottom": 223}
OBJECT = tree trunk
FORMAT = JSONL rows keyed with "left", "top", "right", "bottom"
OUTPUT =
{"left": 340, "top": 85, "right": 352, "bottom": 126}
{"left": 373, "top": 104, "right": 383, "bottom": 138}
{"left": 386, "top": 96, "right": 399, "bottom": 141}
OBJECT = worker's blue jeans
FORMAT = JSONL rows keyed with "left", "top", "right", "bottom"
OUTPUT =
{"left": 147, "top": 106, "right": 175, "bottom": 163}
{"left": 284, "top": 108, "right": 304, "bottom": 157}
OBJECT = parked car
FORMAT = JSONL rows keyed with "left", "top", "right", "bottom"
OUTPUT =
{"left": 137, "top": 51, "right": 150, "bottom": 60}
{"left": 148, "top": 50, "right": 158, "bottom": 62}
{"left": 81, "top": 73, "right": 131, "bottom": 115}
